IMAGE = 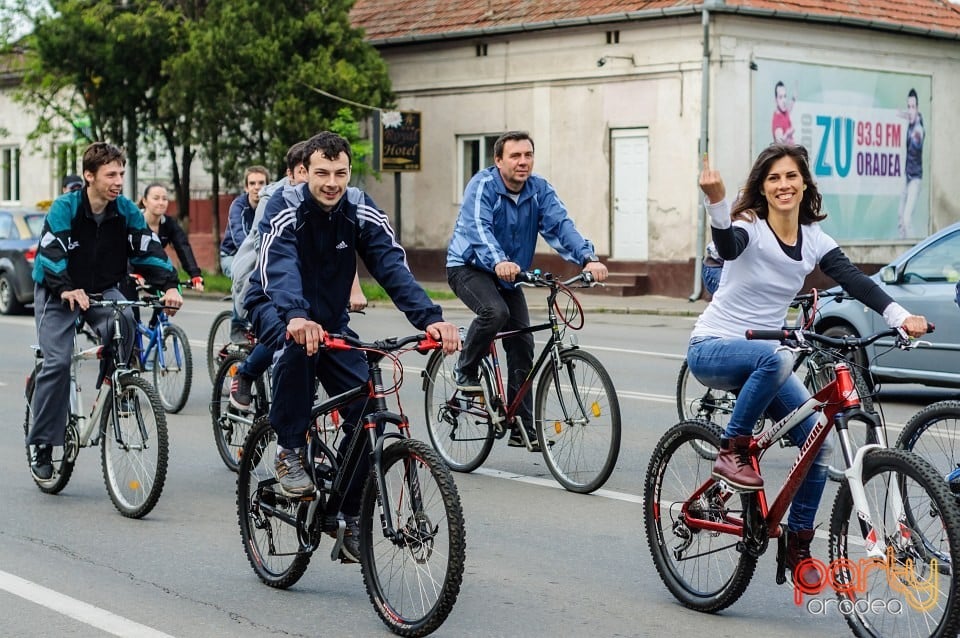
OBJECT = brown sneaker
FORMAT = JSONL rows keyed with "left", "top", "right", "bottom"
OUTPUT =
{"left": 784, "top": 528, "right": 820, "bottom": 588}
{"left": 711, "top": 435, "right": 763, "bottom": 491}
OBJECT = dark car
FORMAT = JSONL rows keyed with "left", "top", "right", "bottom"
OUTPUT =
{"left": 0, "top": 207, "right": 45, "bottom": 315}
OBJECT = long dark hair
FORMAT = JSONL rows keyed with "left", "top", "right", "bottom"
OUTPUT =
{"left": 732, "top": 143, "right": 825, "bottom": 225}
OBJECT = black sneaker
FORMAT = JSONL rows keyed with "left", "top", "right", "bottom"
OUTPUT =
{"left": 508, "top": 428, "right": 543, "bottom": 452}
{"left": 340, "top": 515, "right": 361, "bottom": 564}
{"left": 31, "top": 444, "right": 54, "bottom": 480}
{"left": 230, "top": 374, "right": 254, "bottom": 410}
{"left": 454, "top": 364, "right": 482, "bottom": 394}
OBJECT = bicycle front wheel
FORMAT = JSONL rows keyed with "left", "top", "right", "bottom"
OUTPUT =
{"left": 211, "top": 353, "right": 269, "bottom": 472}
{"left": 152, "top": 323, "right": 192, "bottom": 413}
{"left": 828, "top": 448, "right": 960, "bottom": 637}
{"left": 23, "top": 370, "right": 77, "bottom": 494}
{"left": 100, "top": 375, "right": 169, "bottom": 518}
{"left": 896, "top": 400, "right": 960, "bottom": 491}
{"left": 422, "top": 350, "right": 494, "bottom": 473}
{"left": 206, "top": 309, "right": 234, "bottom": 383}
{"left": 237, "top": 417, "right": 312, "bottom": 589}
{"left": 535, "top": 349, "right": 620, "bottom": 493}
{"left": 360, "top": 438, "right": 465, "bottom": 637}
{"left": 644, "top": 420, "right": 757, "bottom": 612}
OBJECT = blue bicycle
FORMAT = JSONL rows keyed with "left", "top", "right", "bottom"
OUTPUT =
{"left": 131, "top": 280, "right": 193, "bottom": 413}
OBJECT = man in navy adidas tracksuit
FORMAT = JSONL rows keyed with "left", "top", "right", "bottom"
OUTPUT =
{"left": 244, "top": 131, "right": 459, "bottom": 561}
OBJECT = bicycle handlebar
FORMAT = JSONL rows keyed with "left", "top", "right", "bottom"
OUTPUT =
{"left": 88, "top": 295, "right": 166, "bottom": 310}
{"left": 322, "top": 331, "right": 442, "bottom": 354}
{"left": 789, "top": 289, "right": 853, "bottom": 309}
{"left": 516, "top": 270, "right": 597, "bottom": 288}
{"left": 747, "top": 323, "right": 935, "bottom": 351}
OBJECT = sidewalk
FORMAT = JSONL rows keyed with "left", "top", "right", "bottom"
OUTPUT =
{"left": 417, "top": 281, "right": 708, "bottom": 318}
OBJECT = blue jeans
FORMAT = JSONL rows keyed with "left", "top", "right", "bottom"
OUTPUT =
{"left": 686, "top": 336, "right": 830, "bottom": 531}
{"left": 701, "top": 264, "right": 721, "bottom": 296}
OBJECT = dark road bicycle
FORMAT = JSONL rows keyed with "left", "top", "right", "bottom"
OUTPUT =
{"left": 237, "top": 330, "right": 466, "bottom": 637}
{"left": 422, "top": 270, "right": 621, "bottom": 494}
{"left": 646, "top": 326, "right": 959, "bottom": 637}
{"left": 24, "top": 296, "right": 169, "bottom": 518}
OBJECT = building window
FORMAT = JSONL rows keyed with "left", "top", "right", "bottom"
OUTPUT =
{"left": 457, "top": 134, "right": 500, "bottom": 199}
{"left": 1, "top": 146, "right": 20, "bottom": 203}
{"left": 606, "top": 30, "right": 620, "bottom": 44}
{"left": 475, "top": 43, "right": 488, "bottom": 56}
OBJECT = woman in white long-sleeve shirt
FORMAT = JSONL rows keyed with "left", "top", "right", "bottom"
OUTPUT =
{"left": 686, "top": 143, "right": 928, "bottom": 588}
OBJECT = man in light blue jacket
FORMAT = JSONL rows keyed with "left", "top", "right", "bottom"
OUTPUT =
{"left": 446, "top": 130, "right": 608, "bottom": 450}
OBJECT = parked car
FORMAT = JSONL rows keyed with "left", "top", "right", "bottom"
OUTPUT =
{"left": 0, "top": 207, "right": 46, "bottom": 315}
{"left": 814, "top": 221, "right": 960, "bottom": 389}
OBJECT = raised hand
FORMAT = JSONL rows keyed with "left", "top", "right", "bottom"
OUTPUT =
{"left": 699, "top": 153, "right": 726, "bottom": 205}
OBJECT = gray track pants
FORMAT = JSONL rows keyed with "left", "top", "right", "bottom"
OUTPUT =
{"left": 28, "top": 285, "right": 134, "bottom": 446}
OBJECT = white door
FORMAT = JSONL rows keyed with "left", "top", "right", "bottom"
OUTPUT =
{"left": 611, "top": 130, "right": 649, "bottom": 260}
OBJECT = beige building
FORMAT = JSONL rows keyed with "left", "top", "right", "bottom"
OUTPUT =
{"left": 2, "top": 1, "right": 959, "bottom": 296}
{"left": 350, "top": 0, "right": 960, "bottom": 297}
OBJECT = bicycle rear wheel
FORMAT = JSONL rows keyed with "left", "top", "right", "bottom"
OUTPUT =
{"left": 237, "top": 417, "right": 312, "bottom": 589}
{"left": 535, "top": 349, "right": 620, "bottom": 493}
{"left": 676, "top": 359, "right": 738, "bottom": 427}
{"left": 896, "top": 400, "right": 960, "bottom": 492}
{"left": 422, "top": 350, "right": 495, "bottom": 473}
{"left": 23, "top": 370, "right": 77, "bottom": 494}
{"left": 100, "top": 375, "right": 169, "bottom": 518}
{"left": 211, "top": 353, "right": 269, "bottom": 472}
{"left": 828, "top": 448, "right": 960, "bottom": 637}
{"left": 644, "top": 420, "right": 757, "bottom": 612}
{"left": 206, "top": 309, "right": 234, "bottom": 383}
{"left": 360, "top": 438, "right": 466, "bottom": 637}
{"left": 152, "top": 323, "right": 192, "bottom": 413}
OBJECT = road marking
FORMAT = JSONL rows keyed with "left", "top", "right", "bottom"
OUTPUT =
{"left": 473, "top": 468, "right": 643, "bottom": 503}
{"left": 0, "top": 569, "right": 175, "bottom": 637}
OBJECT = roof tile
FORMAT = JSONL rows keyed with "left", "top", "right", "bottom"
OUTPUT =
{"left": 350, "top": 0, "right": 960, "bottom": 41}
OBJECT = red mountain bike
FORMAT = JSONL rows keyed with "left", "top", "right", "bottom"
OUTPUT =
{"left": 645, "top": 326, "right": 960, "bottom": 637}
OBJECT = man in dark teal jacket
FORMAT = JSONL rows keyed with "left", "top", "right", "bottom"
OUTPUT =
{"left": 28, "top": 142, "right": 181, "bottom": 480}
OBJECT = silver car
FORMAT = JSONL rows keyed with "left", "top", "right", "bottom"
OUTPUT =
{"left": 814, "top": 221, "right": 960, "bottom": 389}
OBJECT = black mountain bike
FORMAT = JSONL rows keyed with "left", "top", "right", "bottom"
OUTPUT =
{"left": 237, "top": 330, "right": 466, "bottom": 637}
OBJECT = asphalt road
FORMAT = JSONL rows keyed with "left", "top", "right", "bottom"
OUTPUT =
{"left": 0, "top": 297, "right": 954, "bottom": 637}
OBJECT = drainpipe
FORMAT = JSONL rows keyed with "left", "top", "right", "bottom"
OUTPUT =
{"left": 689, "top": 3, "right": 712, "bottom": 302}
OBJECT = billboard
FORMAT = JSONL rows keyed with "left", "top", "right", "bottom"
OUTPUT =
{"left": 752, "top": 60, "right": 931, "bottom": 241}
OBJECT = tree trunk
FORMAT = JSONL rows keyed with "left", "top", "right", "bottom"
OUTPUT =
{"left": 209, "top": 133, "right": 222, "bottom": 274}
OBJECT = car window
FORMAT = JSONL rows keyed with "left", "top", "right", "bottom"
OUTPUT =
{"left": 0, "top": 213, "right": 11, "bottom": 240}
{"left": 24, "top": 214, "right": 46, "bottom": 239}
{"left": 902, "top": 231, "right": 960, "bottom": 284}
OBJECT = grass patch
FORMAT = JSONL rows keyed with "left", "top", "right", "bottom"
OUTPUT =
{"left": 190, "top": 271, "right": 456, "bottom": 301}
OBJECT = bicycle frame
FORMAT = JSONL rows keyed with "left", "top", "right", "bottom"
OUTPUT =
{"left": 474, "top": 274, "right": 590, "bottom": 437}
{"left": 32, "top": 299, "right": 149, "bottom": 454}
{"left": 257, "top": 333, "right": 441, "bottom": 556}
{"left": 682, "top": 361, "right": 908, "bottom": 558}
{"left": 134, "top": 307, "right": 185, "bottom": 372}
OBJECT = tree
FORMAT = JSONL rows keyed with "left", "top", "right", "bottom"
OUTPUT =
{"left": 161, "top": 0, "right": 393, "bottom": 251}
{"left": 4, "top": 0, "right": 393, "bottom": 268}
